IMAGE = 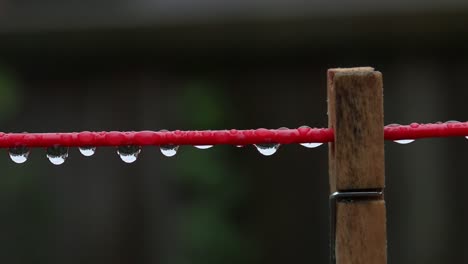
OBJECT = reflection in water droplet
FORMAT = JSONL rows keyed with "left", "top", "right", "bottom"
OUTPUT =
{"left": 9, "top": 146, "right": 30, "bottom": 164}
{"left": 394, "top": 139, "right": 415, "bottom": 144}
{"left": 194, "top": 145, "right": 213, "bottom": 150}
{"left": 46, "top": 146, "right": 69, "bottom": 165}
{"left": 117, "top": 145, "right": 141, "bottom": 163}
{"left": 160, "top": 145, "right": 178, "bottom": 157}
{"left": 79, "top": 146, "right": 96, "bottom": 157}
{"left": 446, "top": 120, "right": 460, "bottom": 123}
{"left": 300, "top": 143, "right": 323, "bottom": 148}
{"left": 254, "top": 143, "right": 280, "bottom": 156}
{"left": 236, "top": 145, "right": 244, "bottom": 148}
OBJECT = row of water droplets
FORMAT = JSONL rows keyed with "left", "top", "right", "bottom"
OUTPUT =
{"left": 254, "top": 126, "right": 324, "bottom": 155}
{"left": 9, "top": 144, "right": 180, "bottom": 165}
{"left": 6, "top": 126, "right": 324, "bottom": 164}
{"left": 9, "top": 121, "right": 467, "bottom": 164}
{"left": 389, "top": 121, "right": 468, "bottom": 144}
{"left": 7, "top": 142, "right": 323, "bottom": 165}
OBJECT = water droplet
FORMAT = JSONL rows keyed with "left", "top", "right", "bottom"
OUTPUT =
{"left": 46, "top": 146, "right": 69, "bottom": 165}
{"left": 298, "top": 125, "right": 312, "bottom": 134}
{"left": 300, "top": 143, "right": 323, "bottom": 148}
{"left": 254, "top": 143, "right": 280, "bottom": 156}
{"left": 394, "top": 139, "right": 415, "bottom": 144}
{"left": 79, "top": 146, "right": 96, "bottom": 157}
{"left": 236, "top": 145, "right": 244, "bottom": 148}
{"left": 194, "top": 145, "right": 213, "bottom": 150}
{"left": 117, "top": 145, "right": 141, "bottom": 163}
{"left": 445, "top": 120, "right": 462, "bottom": 129}
{"left": 9, "top": 146, "right": 30, "bottom": 164}
{"left": 160, "top": 145, "right": 178, "bottom": 157}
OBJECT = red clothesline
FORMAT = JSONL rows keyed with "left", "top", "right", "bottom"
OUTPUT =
{"left": 0, "top": 122, "right": 467, "bottom": 148}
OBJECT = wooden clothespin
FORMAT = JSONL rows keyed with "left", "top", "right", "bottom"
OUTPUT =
{"left": 327, "top": 67, "right": 387, "bottom": 264}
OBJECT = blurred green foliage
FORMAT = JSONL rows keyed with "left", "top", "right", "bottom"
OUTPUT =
{"left": 175, "top": 81, "right": 256, "bottom": 264}
{"left": 0, "top": 66, "right": 21, "bottom": 122}
{"left": 0, "top": 153, "right": 52, "bottom": 263}
{"left": 180, "top": 81, "right": 229, "bottom": 129}
{"left": 0, "top": 66, "right": 49, "bottom": 263}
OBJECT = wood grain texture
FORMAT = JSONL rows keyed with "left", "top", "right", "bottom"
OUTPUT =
{"left": 327, "top": 67, "right": 385, "bottom": 192}
{"left": 336, "top": 200, "right": 387, "bottom": 264}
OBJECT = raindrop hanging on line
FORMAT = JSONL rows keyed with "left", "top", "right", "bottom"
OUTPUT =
{"left": 300, "top": 143, "right": 323, "bottom": 148}
{"left": 254, "top": 143, "right": 280, "bottom": 156}
{"left": 117, "top": 145, "right": 141, "bottom": 163}
{"left": 297, "top": 126, "right": 323, "bottom": 148}
{"left": 194, "top": 145, "right": 213, "bottom": 150}
{"left": 160, "top": 145, "right": 178, "bottom": 157}
{"left": 9, "top": 146, "right": 30, "bottom": 164}
{"left": 46, "top": 146, "right": 69, "bottom": 165}
{"left": 394, "top": 139, "right": 415, "bottom": 144}
{"left": 79, "top": 146, "right": 96, "bottom": 157}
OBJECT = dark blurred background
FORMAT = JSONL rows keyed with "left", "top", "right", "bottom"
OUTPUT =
{"left": 0, "top": 0, "right": 468, "bottom": 263}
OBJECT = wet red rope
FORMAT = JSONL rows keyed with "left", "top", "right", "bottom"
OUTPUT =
{"left": 0, "top": 128, "right": 333, "bottom": 147}
{"left": 384, "top": 122, "right": 468, "bottom": 140}
{"left": 0, "top": 122, "right": 467, "bottom": 148}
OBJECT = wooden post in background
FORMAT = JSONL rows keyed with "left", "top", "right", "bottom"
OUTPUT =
{"left": 327, "top": 67, "right": 387, "bottom": 264}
